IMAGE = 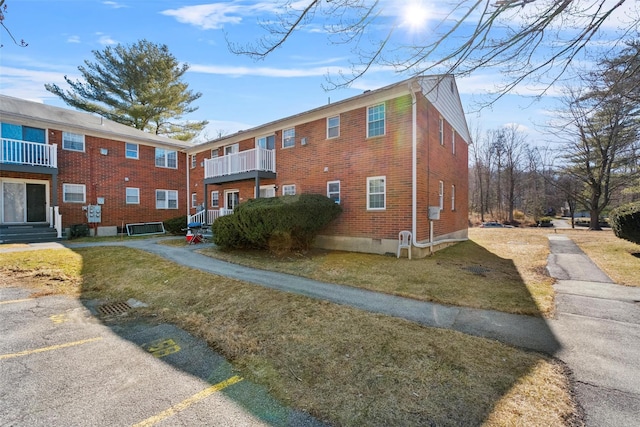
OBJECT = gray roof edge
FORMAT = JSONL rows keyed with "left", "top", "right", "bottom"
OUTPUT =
{"left": 0, "top": 95, "right": 194, "bottom": 150}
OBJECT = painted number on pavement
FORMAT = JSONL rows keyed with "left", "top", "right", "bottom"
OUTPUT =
{"left": 50, "top": 314, "right": 69, "bottom": 324}
{"left": 142, "top": 338, "right": 181, "bottom": 358}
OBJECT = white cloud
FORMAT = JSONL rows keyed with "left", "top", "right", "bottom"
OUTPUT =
{"left": 96, "top": 33, "right": 118, "bottom": 45}
{"left": 103, "top": 1, "right": 128, "bottom": 9}
{"left": 189, "top": 63, "right": 348, "bottom": 78}
{"left": 160, "top": 1, "right": 281, "bottom": 30}
{"left": 67, "top": 35, "right": 81, "bottom": 44}
{"left": 0, "top": 66, "right": 71, "bottom": 102}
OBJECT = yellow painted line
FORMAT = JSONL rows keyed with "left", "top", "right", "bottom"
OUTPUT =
{"left": 132, "top": 376, "right": 244, "bottom": 427}
{"left": 0, "top": 337, "right": 103, "bottom": 360}
{"left": 0, "top": 298, "right": 33, "bottom": 305}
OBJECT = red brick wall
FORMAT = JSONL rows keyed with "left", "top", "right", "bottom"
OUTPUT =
{"left": 189, "top": 92, "right": 469, "bottom": 243}
{"left": 51, "top": 130, "right": 187, "bottom": 228}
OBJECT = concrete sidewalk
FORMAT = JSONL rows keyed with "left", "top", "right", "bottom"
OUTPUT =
{"left": 545, "top": 235, "right": 640, "bottom": 427}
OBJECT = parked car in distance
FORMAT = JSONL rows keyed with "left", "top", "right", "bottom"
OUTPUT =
{"left": 479, "top": 222, "right": 514, "bottom": 228}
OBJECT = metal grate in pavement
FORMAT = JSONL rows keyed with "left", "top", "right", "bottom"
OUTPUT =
{"left": 97, "top": 301, "right": 132, "bottom": 316}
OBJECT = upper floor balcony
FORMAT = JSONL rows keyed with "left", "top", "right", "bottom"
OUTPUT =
{"left": 204, "top": 147, "right": 276, "bottom": 184}
{"left": 1, "top": 138, "right": 58, "bottom": 171}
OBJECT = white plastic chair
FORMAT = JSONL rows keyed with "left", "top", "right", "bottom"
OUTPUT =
{"left": 397, "top": 230, "right": 412, "bottom": 259}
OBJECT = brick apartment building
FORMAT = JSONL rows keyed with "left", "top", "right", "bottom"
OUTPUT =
{"left": 187, "top": 75, "right": 470, "bottom": 258}
{"left": 0, "top": 95, "right": 192, "bottom": 242}
{"left": 1, "top": 75, "right": 470, "bottom": 257}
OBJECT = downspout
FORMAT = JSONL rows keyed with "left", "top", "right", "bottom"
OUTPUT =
{"left": 186, "top": 152, "right": 190, "bottom": 225}
{"left": 410, "top": 81, "right": 430, "bottom": 249}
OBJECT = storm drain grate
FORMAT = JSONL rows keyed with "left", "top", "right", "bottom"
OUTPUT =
{"left": 463, "top": 265, "right": 491, "bottom": 275}
{"left": 97, "top": 301, "right": 132, "bottom": 316}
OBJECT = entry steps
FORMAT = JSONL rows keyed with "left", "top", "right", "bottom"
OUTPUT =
{"left": 0, "top": 224, "right": 62, "bottom": 244}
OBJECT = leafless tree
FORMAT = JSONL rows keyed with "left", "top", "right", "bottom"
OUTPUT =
{"left": 0, "top": 0, "right": 27, "bottom": 48}
{"left": 228, "top": 0, "right": 638, "bottom": 98}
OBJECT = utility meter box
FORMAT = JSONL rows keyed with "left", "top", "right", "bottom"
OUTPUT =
{"left": 87, "top": 204, "right": 102, "bottom": 223}
{"left": 428, "top": 206, "right": 441, "bottom": 220}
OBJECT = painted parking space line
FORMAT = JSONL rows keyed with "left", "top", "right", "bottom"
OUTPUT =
{"left": 0, "top": 298, "right": 33, "bottom": 305}
{"left": 132, "top": 375, "right": 244, "bottom": 427}
{"left": 0, "top": 337, "right": 103, "bottom": 360}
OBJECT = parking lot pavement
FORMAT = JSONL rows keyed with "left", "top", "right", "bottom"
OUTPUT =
{"left": 0, "top": 288, "right": 326, "bottom": 427}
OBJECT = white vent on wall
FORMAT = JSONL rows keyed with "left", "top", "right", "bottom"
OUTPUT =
{"left": 301, "top": 137, "right": 307, "bottom": 146}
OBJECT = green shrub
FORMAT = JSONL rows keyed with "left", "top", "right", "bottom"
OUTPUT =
{"left": 212, "top": 194, "right": 342, "bottom": 251}
{"left": 211, "top": 214, "right": 248, "bottom": 249}
{"left": 610, "top": 202, "right": 640, "bottom": 245}
{"left": 163, "top": 215, "right": 188, "bottom": 235}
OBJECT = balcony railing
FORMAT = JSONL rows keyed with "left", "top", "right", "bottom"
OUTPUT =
{"left": 1, "top": 139, "right": 58, "bottom": 168}
{"left": 204, "top": 147, "right": 275, "bottom": 179}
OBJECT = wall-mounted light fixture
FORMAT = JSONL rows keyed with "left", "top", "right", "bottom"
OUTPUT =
{"left": 100, "top": 148, "right": 108, "bottom": 155}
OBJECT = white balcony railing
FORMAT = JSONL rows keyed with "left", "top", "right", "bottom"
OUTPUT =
{"left": 187, "top": 208, "right": 233, "bottom": 226}
{"left": 204, "top": 148, "right": 275, "bottom": 179}
{"left": 1, "top": 139, "right": 58, "bottom": 168}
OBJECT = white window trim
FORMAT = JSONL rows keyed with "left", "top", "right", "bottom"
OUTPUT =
{"left": 155, "top": 148, "right": 178, "bottom": 169}
{"left": 125, "top": 142, "right": 139, "bottom": 159}
{"left": 62, "top": 132, "right": 85, "bottom": 152}
{"left": 451, "top": 184, "right": 456, "bottom": 211}
{"left": 451, "top": 128, "right": 456, "bottom": 154}
{"left": 191, "top": 154, "right": 197, "bottom": 169}
{"left": 156, "top": 189, "right": 178, "bottom": 209}
{"left": 439, "top": 118, "right": 444, "bottom": 146}
{"left": 211, "top": 190, "right": 219, "bottom": 207}
{"left": 327, "top": 115, "right": 340, "bottom": 139}
{"left": 282, "top": 128, "right": 295, "bottom": 148}
{"left": 211, "top": 149, "right": 219, "bottom": 158}
{"left": 367, "top": 103, "right": 386, "bottom": 138}
{"left": 191, "top": 192, "right": 197, "bottom": 208}
{"left": 439, "top": 181, "right": 444, "bottom": 210}
{"left": 126, "top": 187, "right": 140, "bottom": 204}
{"left": 367, "top": 176, "right": 386, "bottom": 210}
{"left": 282, "top": 184, "right": 296, "bottom": 196}
{"left": 63, "top": 183, "right": 86, "bottom": 203}
{"left": 256, "top": 185, "right": 276, "bottom": 198}
{"left": 327, "top": 180, "right": 340, "bottom": 204}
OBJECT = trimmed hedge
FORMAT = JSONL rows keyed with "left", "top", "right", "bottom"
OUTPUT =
{"left": 610, "top": 202, "right": 640, "bottom": 245}
{"left": 163, "top": 215, "right": 188, "bottom": 235}
{"left": 212, "top": 194, "right": 342, "bottom": 251}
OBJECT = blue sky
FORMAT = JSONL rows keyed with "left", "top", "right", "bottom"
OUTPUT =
{"left": 0, "top": 0, "right": 633, "bottom": 145}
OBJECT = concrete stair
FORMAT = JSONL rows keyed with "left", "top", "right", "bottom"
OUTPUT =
{"left": 0, "top": 225, "right": 62, "bottom": 244}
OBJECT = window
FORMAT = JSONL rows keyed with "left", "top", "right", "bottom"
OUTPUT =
{"left": 282, "top": 184, "right": 296, "bottom": 196}
{"left": 367, "top": 104, "right": 385, "bottom": 137}
{"left": 327, "top": 116, "right": 340, "bottom": 138}
{"left": 62, "top": 132, "right": 84, "bottom": 152}
{"left": 191, "top": 193, "right": 197, "bottom": 208}
{"left": 155, "top": 148, "right": 177, "bottom": 169}
{"left": 283, "top": 128, "right": 295, "bottom": 148}
{"left": 327, "top": 181, "right": 340, "bottom": 204}
{"left": 156, "top": 189, "right": 178, "bottom": 209}
{"left": 367, "top": 176, "right": 386, "bottom": 210}
{"left": 451, "top": 128, "right": 456, "bottom": 154}
{"left": 451, "top": 185, "right": 456, "bottom": 211}
{"left": 257, "top": 135, "right": 275, "bottom": 150}
{"left": 211, "top": 149, "right": 219, "bottom": 158}
{"left": 211, "top": 191, "right": 219, "bottom": 207}
{"left": 258, "top": 185, "right": 276, "bottom": 198}
{"left": 63, "top": 184, "right": 86, "bottom": 203}
{"left": 125, "top": 143, "right": 138, "bottom": 159}
{"left": 439, "top": 181, "right": 444, "bottom": 210}
{"left": 126, "top": 187, "right": 140, "bottom": 204}
{"left": 191, "top": 154, "right": 197, "bottom": 169}
{"left": 439, "top": 118, "right": 444, "bottom": 145}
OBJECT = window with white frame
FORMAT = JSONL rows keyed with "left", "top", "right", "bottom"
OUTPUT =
{"left": 155, "top": 148, "right": 177, "bottom": 169}
{"left": 191, "top": 154, "right": 197, "bottom": 169}
{"left": 257, "top": 135, "right": 275, "bottom": 150}
{"left": 439, "top": 181, "right": 444, "bottom": 210}
{"left": 282, "top": 184, "right": 296, "bottom": 196}
{"left": 258, "top": 185, "right": 276, "bottom": 198}
{"left": 283, "top": 128, "right": 295, "bottom": 148}
{"left": 63, "top": 183, "right": 86, "bottom": 203}
{"left": 327, "top": 180, "right": 340, "bottom": 204}
{"left": 126, "top": 187, "right": 140, "bottom": 204}
{"left": 367, "top": 176, "right": 386, "bottom": 210}
{"left": 211, "top": 149, "right": 219, "bottom": 158}
{"left": 439, "top": 118, "right": 444, "bottom": 145}
{"left": 62, "top": 132, "right": 85, "bottom": 152}
{"left": 367, "top": 103, "right": 385, "bottom": 137}
{"left": 451, "top": 184, "right": 456, "bottom": 211}
{"left": 327, "top": 116, "right": 340, "bottom": 138}
{"left": 211, "top": 190, "right": 219, "bottom": 207}
{"left": 125, "top": 143, "right": 138, "bottom": 159}
{"left": 156, "top": 189, "right": 178, "bottom": 209}
{"left": 451, "top": 128, "right": 456, "bottom": 154}
{"left": 191, "top": 193, "right": 197, "bottom": 208}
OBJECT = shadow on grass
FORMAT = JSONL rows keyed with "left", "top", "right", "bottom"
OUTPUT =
{"left": 65, "top": 241, "right": 569, "bottom": 426}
